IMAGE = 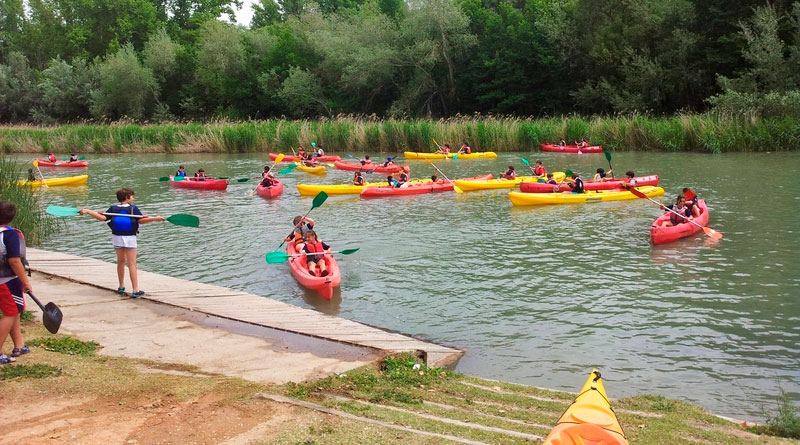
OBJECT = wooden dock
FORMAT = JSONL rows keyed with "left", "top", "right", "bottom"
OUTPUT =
{"left": 27, "top": 248, "right": 464, "bottom": 368}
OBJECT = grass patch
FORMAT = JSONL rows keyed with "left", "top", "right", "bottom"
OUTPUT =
{"left": 750, "top": 388, "right": 800, "bottom": 439}
{"left": 28, "top": 336, "right": 99, "bottom": 356}
{"left": 0, "top": 363, "right": 61, "bottom": 380}
{"left": 20, "top": 310, "right": 35, "bottom": 322}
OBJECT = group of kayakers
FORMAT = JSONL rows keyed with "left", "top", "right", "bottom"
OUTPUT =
{"left": 659, "top": 188, "right": 700, "bottom": 227}
{"left": 296, "top": 144, "right": 326, "bottom": 166}
{"left": 285, "top": 216, "right": 332, "bottom": 277}
{"left": 175, "top": 166, "right": 209, "bottom": 181}
{"left": 435, "top": 142, "right": 472, "bottom": 155}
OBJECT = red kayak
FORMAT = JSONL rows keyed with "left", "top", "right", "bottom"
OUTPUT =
{"left": 256, "top": 179, "right": 284, "bottom": 199}
{"left": 520, "top": 175, "right": 659, "bottom": 193}
{"left": 360, "top": 174, "right": 493, "bottom": 197}
{"left": 286, "top": 242, "right": 341, "bottom": 300}
{"left": 540, "top": 143, "right": 603, "bottom": 153}
{"left": 269, "top": 153, "right": 341, "bottom": 162}
{"left": 334, "top": 160, "right": 407, "bottom": 173}
{"left": 34, "top": 159, "right": 88, "bottom": 168}
{"left": 169, "top": 176, "right": 228, "bottom": 190}
{"left": 650, "top": 200, "right": 709, "bottom": 245}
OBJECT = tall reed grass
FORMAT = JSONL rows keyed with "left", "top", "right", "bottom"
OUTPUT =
{"left": 0, "top": 157, "right": 62, "bottom": 245}
{"left": 1, "top": 115, "right": 797, "bottom": 154}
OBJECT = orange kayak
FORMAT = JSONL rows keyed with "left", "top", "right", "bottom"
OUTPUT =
{"left": 542, "top": 369, "right": 629, "bottom": 445}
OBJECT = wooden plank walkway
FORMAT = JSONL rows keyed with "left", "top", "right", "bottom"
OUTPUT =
{"left": 27, "top": 248, "right": 464, "bottom": 368}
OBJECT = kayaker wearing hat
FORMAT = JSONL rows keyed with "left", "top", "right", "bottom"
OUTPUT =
{"left": 383, "top": 157, "right": 394, "bottom": 167}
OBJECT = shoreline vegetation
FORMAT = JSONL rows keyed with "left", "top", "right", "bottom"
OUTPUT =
{"left": 2, "top": 115, "right": 799, "bottom": 155}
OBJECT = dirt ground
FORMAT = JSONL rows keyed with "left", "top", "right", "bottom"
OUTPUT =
{"left": 0, "top": 274, "right": 380, "bottom": 444}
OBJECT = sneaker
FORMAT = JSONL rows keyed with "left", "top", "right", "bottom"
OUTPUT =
{"left": 320, "top": 270, "right": 329, "bottom": 277}
{"left": 130, "top": 291, "right": 145, "bottom": 299}
{"left": 11, "top": 345, "right": 30, "bottom": 357}
{"left": 116, "top": 287, "right": 126, "bottom": 295}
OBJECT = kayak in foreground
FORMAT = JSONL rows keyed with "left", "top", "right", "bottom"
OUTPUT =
{"left": 650, "top": 199, "right": 709, "bottom": 245}
{"left": 540, "top": 143, "right": 603, "bottom": 154}
{"left": 455, "top": 172, "right": 566, "bottom": 191}
{"left": 294, "top": 163, "right": 326, "bottom": 175}
{"left": 403, "top": 151, "right": 498, "bottom": 160}
{"left": 520, "top": 174, "right": 659, "bottom": 193}
{"left": 542, "top": 369, "right": 628, "bottom": 445}
{"left": 360, "top": 174, "right": 492, "bottom": 197}
{"left": 297, "top": 179, "right": 432, "bottom": 196}
{"left": 33, "top": 159, "right": 89, "bottom": 168}
{"left": 256, "top": 179, "right": 284, "bottom": 199}
{"left": 169, "top": 176, "right": 228, "bottom": 190}
{"left": 17, "top": 174, "right": 88, "bottom": 188}
{"left": 509, "top": 186, "right": 664, "bottom": 205}
{"left": 286, "top": 242, "right": 341, "bottom": 300}
{"left": 269, "top": 153, "right": 341, "bottom": 162}
{"left": 333, "top": 160, "right": 408, "bottom": 173}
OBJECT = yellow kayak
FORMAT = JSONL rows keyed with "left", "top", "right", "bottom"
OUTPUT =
{"left": 297, "top": 179, "right": 431, "bottom": 196}
{"left": 543, "top": 369, "right": 628, "bottom": 445}
{"left": 455, "top": 172, "right": 566, "bottom": 191}
{"left": 509, "top": 186, "right": 664, "bottom": 205}
{"left": 403, "top": 151, "right": 498, "bottom": 160}
{"left": 294, "top": 163, "right": 326, "bottom": 175}
{"left": 17, "top": 174, "right": 89, "bottom": 188}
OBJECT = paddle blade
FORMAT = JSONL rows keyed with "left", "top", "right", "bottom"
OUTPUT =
{"left": 237, "top": 177, "right": 250, "bottom": 182}
{"left": 312, "top": 191, "right": 328, "bottom": 209}
{"left": 166, "top": 214, "right": 199, "bottom": 228}
{"left": 46, "top": 205, "right": 80, "bottom": 217}
{"left": 703, "top": 226, "right": 723, "bottom": 239}
{"left": 279, "top": 164, "right": 298, "bottom": 174}
{"left": 565, "top": 169, "right": 573, "bottom": 177}
{"left": 79, "top": 156, "right": 86, "bottom": 160}
{"left": 32, "top": 160, "right": 38, "bottom": 167}
{"left": 275, "top": 153, "right": 285, "bottom": 164}
{"left": 173, "top": 176, "right": 186, "bottom": 181}
{"left": 521, "top": 158, "right": 530, "bottom": 165}
{"left": 266, "top": 251, "right": 289, "bottom": 264}
{"left": 629, "top": 187, "right": 647, "bottom": 199}
{"left": 453, "top": 185, "right": 463, "bottom": 194}
{"left": 338, "top": 248, "right": 360, "bottom": 255}
{"left": 26, "top": 292, "right": 62, "bottom": 334}
{"left": 604, "top": 150, "right": 612, "bottom": 162}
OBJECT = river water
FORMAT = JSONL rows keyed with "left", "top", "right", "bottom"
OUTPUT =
{"left": 34, "top": 151, "right": 799, "bottom": 420}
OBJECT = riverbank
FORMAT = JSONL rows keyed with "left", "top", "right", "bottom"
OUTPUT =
{"left": 2, "top": 251, "right": 796, "bottom": 443}
{"left": 2, "top": 115, "right": 799, "bottom": 155}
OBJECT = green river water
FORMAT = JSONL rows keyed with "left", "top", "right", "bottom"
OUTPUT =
{"left": 32, "top": 150, "right": 799, "bottom": 420}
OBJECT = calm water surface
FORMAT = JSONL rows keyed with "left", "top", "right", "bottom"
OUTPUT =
{"left": 35, "top": 151, "right": 800, "bottom": 420}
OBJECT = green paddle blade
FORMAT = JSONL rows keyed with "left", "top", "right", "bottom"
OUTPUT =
{"left": 452, "top": 154, "right": 459, "bottom": 159}
{"left": 604, "top": 150, "right": 612, "bottom": 162}
{"left": 46, "top": 205, "right": 80, "bottom": 217}
{"left": 216, "top": 176, "right": 229, "bottom": 179}
{"left": 266, "top": 251, "right": 289, "bottom": 264}
{"left": 237, "top": 177, "right": 250, "bottom": 183}
{"left": 521, "top": 158, "right": 530, "bottom": 165}
{"left": 312, "top": 191, "right": 328, "bottom": 209}
{"left": 159, "top": 176, "right": 170, "bottom": 181}
{"left": 279, "top": 164, "right": 298, "bottom": 174}
{"left": 338, "top": 248, "right": 359, "bottom": 255}
{"left": 565, "top": 169, "right": 573, "bottom": 177}
{"left": 165, "top": 214, "right": 199, "bottom": 228}
{"left": 173, "top": 176, "right": 186, "bottom": 181}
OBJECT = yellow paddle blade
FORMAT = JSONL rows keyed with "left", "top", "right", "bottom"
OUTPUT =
{"left": 275, "top": 153, "right": 285, "bottom": 164}
{"left": 32, "top": 160, "right": 38, "bottom": 167}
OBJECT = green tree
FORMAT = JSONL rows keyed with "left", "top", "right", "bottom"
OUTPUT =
{"left": 278, "top": 66, "right": 331, "bottom": 116}
{"left": 90, "top": 44, "right": 159, "bottom": 120}
{"left": 0, "top": 51, "right": 40, "bottom": 122}
{"left": 33, "top": 57, "right": 93, "bottom": 123}
{"left": 143, "top": 28, "right": 180, "bottom": 83}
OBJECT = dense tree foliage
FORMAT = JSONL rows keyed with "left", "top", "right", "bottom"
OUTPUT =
{"left": 1, "top": 0, "right": 799, "bottom": 122}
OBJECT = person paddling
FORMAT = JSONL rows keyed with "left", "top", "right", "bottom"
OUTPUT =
{"left": 458, "top": 142, "right": 472, "bottom": 155}
{"left": 502, "top": 165, "right": 516, "bottom": 180}
{"left": 566, "top": 172, "right": 585, "bottom": 193}
{"left": 383, "top": 157, "right": 394, "bottom": 167}
{"left": 353, "top": 171, "right": 365, "bottom": 185}
{"left": 533, "top": 160, "right": 547, "bottom": 178}
{"left": 194, "top": 168, "right": 207, "bottom": 181}
{"left": 593, "top": 168, "right": 613, "bottom": 182}
{"left": 175, "top": 166, "right": 187, "bottom": 177}
{"left": 286, "top": 216, "right": 314, "bottom": 249}
{"left": 659, "top": 195, "right": 693, "bottom": 227}
{"left": 47, "top": 153, "right": 56, "bottom": 162}
{"left": 302, "top": 230, "right": 331, "bottom": 277}
{"left": 261, "top": 166, "right": 275, "bottom": 187}
{"left": 69, "top": 153, "right": 79, "bottom": 162}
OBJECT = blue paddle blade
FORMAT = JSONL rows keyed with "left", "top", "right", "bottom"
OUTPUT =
{"left": 46, "top": 205, "right": 80, "bottom": 217}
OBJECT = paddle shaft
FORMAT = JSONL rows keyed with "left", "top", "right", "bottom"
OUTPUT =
{"left": 25, "top": 291, "right": 47, "bottom": 312}
{"left": 33, "top": 163, "right": 48, "bottom": 188}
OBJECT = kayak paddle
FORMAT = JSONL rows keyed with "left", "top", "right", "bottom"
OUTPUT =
{"left": 277, "top": 191, "right": 328, "bottom": 249}
{"left": 250, "top": 153, "right": 285, "bottom": 197}
{"left": 628, "top": 188, "right": 723, "bottom": 239}
{"left": 279, "top": 164, "right": 298, "bottom": 175}
{"left": 265, "top": 248, "right": 360, "bottom": 264}
{"left": 46, "top": 205, "right": 200, "bottom": 228}
{"left": 159, "top": 175, "right": 187, "bottom": 181}
{"left": 26, "top": 291, "right": 62, "bottom": 334}
{"left": 603, "top": 150, "right": 614, "bottom": 178}
{"left": 427, "top": 161, "right": 462, "bottom": 193}
{"left": 31, "top": 160, "right": 48, "bottom": 188}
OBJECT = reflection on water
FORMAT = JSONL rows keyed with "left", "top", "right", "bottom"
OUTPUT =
{"left": 36, "top": 151, "right": 800, "bottom": 420}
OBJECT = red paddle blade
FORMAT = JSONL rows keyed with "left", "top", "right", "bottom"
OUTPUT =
{"left": 703, "top": 226, "right": 723, "bottom": 239}
{"left": 629, "top": 187, "right": 647, "bottom": 199}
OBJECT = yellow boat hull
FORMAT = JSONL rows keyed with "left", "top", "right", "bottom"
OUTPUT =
{"left": 543, "top": 369, "right": 628, "bottom": 445}
{"left": 294, "top": 163, "right": 326, "bottom": 175}
{"left": 17, "top": 174, "right": 89, "bottom": 188}
{"left": 455, "top": 172, "right": 566, "bottom": 191}
{"left": 403, "top": 151, "right": 498, "bottom": 160}
{"left": 509, "top": 186, "right": 664, "bottom": 205}
{"left": 297, "top": 179, "right": 431, "bottom": 196}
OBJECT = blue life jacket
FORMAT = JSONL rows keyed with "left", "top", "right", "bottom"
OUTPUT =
{"left": 107, "top": 204, "right": 140, "bottom": 236}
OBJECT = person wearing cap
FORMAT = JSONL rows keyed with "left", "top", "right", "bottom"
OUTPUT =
{"left": 383, "top": 157, "right": 394, "bottom": 167}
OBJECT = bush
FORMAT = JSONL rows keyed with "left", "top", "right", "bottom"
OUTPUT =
{"left": 750, "top": 388, "right": 800, "bottom": 439}
{"left": 0, "top": 157, "right": 62, "bottom": 245}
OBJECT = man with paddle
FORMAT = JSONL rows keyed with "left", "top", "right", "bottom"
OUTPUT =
{"left": 78, "top": 188, "right": 167, "bottom": 298}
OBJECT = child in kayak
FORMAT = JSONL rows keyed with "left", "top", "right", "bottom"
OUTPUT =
{"left": 302, "top": 230, "right": 331, "bottom": 277}
{"left": 396, "top": 168, "right": 409, "bottom": 187}
{"left": 361, "top": 155, "right": 372, "bottom": 164}
{"left": 286, "top": 216, "right": 314, "bottom": 248}
{"left": 353, "top": 171, "right": 365, "bottom": 185}
{"left": 619, "top": 171, "right": 637, "bottom": 189}
{"left": 502, "top": 166, "right": 516, "bottom": 180}
{"left": 566, "top": 173, "right": 585, "bottom": 193}
{"left": 533, "top": 160, "right": 547, "bottom": 178}
{"left": 27, "top": 169, "right": 36, "bottom": 182}
{"left": 383, "top": 157, "right": 394, "bottom": 167}
{"left": 458, "top": 142, "right": 471, "bottom": 154}
{"left": 431, "top": 174, "right": 443, "bottom": 184}
{"left": 386, "top": 175, "right": 398, "bottom": 187}
{"left": 194, "top": 168, "right": 207, "bottom": 181}
{"left": 545, "top": 173, "right": 558, "bottom": 185}
{"left": 47, "top": 153, "right": 56, "bottom": 162}
{"left": 593, "top": 168, "right": 613, "bottom": 182}
{"left": 660, "top": 195, "right": 693, "bottom": 227}
{"left": 175, "top": 166, "right": 186, "bottom": 177}
{"left": 682, "top": 188, "right": 700, "bottom": 217}
{"left": 78, "top": 188, "right": 165, "bottom": 298}
{"left": 69, "top": 153, "right": 79, "bottom": 162}
{"left": 261, "top": 166, "right": 275, "bottom": 187}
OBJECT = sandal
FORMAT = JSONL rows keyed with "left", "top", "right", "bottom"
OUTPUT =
{"left": 130, "top": 290, "right": 145, "bottom": 299}
{"left": 116, "top": 287, "right": 126, "bottom": 295}
{"left": 11, "top": 345, "right": 30, "bottom": 357}
{"left": 0, "top": 354, "right": 16, "bottom": 364}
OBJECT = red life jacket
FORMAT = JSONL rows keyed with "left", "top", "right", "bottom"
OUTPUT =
{"left": 534, "top": 165, "right": 546, "bottom": 176}
{"left": 305, "top": 241, "right": 325, "bottom": 254}
{"left": 354, "top": 176, "right": 365, "bottom": 185}
{"left": 48, "top": 154, "right": 56, "bottom": 162}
